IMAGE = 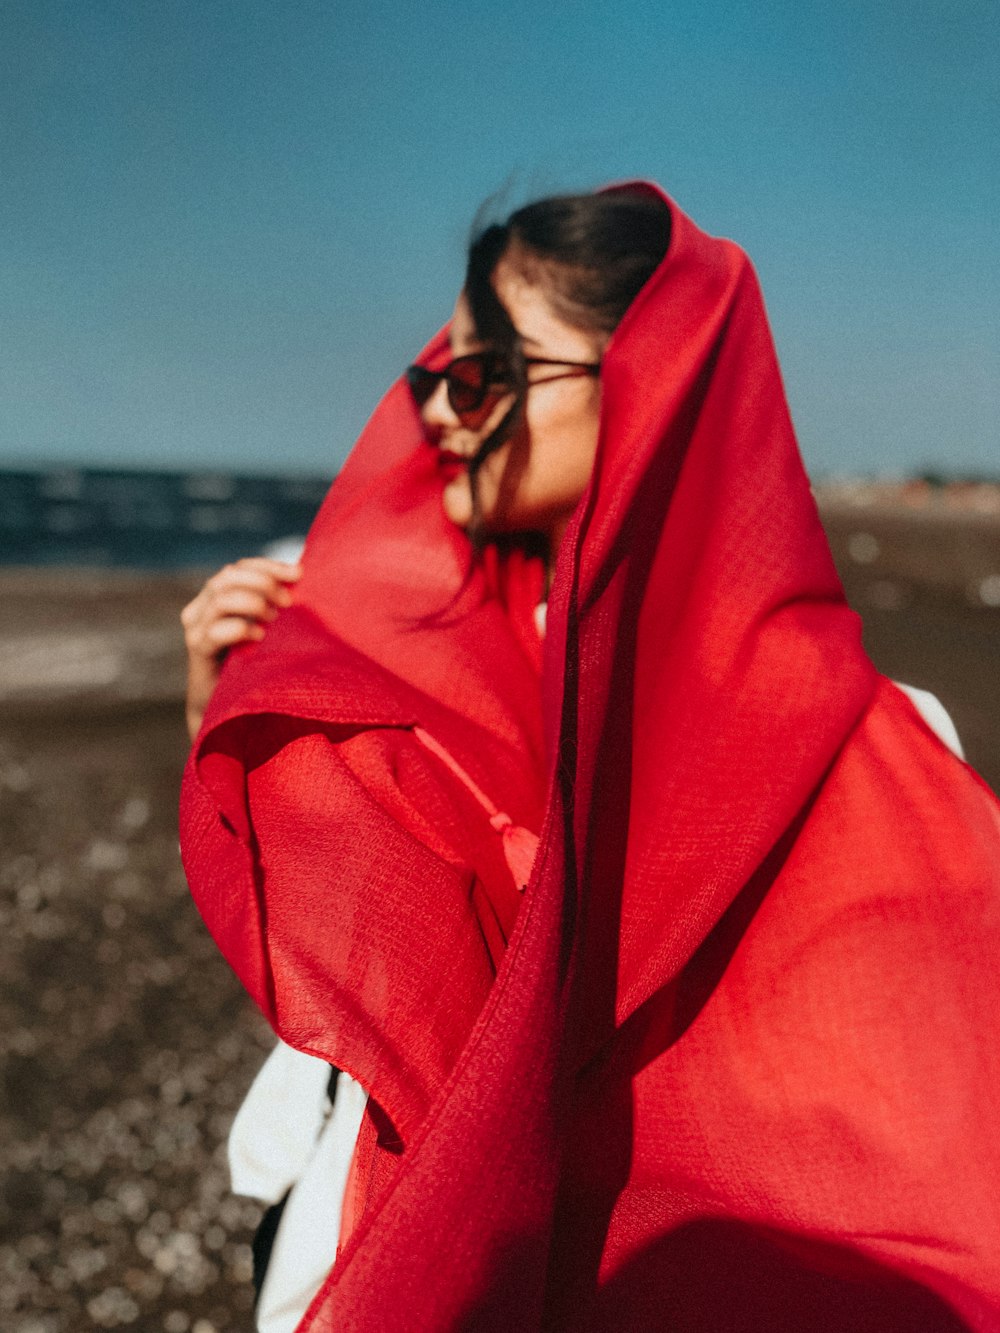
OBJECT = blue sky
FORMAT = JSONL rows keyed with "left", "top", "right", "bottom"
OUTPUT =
{"left": 2, "top": 0, "right": 997, "bottom": 477}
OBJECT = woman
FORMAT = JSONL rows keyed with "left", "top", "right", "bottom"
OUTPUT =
{"left": 180, "top": 184, "right": 1000, "bottom": 1331}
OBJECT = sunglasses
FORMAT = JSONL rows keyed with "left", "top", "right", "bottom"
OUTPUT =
{"left": 406, "top": 351, "right": 601, "bottom": 420}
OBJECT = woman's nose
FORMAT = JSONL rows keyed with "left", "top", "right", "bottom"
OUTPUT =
{"left": 419, "top": 378, "right": 460, "bottom": 432}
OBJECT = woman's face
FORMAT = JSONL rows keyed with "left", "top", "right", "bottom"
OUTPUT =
{"left": 419, "top": 261, "right": 606, "bottom": 551}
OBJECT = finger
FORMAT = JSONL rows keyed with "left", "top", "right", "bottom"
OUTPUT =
{"left": 236, "top": 556, "right": 303, "bottom": 578}
{"left": 202, "top": 588, "right": 280, "bottom": 624}
{"left": 223, "top": 557, "right": 303, "bottom": 585}
{"left": 204, "top": 617, "right": 267, "bottom": 652}
{"left": 205, "top": 567, "right": 298, "bottom": 605}
{"left": 181, "top": 585, "right": 214, "bottom": 626}
{"left": 187, "top": 613, "right": 266, "bottom": 658}
{"left": 183, "top": 558, "right": 302, "bottom": 630}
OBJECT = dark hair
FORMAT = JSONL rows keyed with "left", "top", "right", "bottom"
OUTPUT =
{"left": 461, "top": 188, "right": 672, "bottom": 539}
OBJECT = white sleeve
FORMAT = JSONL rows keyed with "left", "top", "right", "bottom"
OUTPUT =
{"left": 893, "top": 682, "right": 964, "bottom": 760}
{"left": 256, "top": 1073, "right": 368, "bottom": 1333}
{"left": 228, "top": 1040, "right": 334, "bottom": 1204}
{"left": 227, "top": 1040, "right": 369, "bottom": 1333}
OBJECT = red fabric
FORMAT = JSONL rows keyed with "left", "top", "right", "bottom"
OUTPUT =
{"left": 179, "top": 183, "right": 1000, "bottom": 1330}
{"left": 412, "top": 725, "right": 540, "bottom": 889}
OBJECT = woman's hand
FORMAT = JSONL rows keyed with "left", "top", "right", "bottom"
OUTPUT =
{"left": 181, "top": 557, "right": 302, "bottom": 741}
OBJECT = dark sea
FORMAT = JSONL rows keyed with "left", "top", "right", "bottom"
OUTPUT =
{"left": 0, "top": 466, "right": 331, "bottom": 568}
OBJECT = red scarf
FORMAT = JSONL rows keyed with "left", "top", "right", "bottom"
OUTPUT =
{"left": 180, "top": 184, "right": 1000, "bottom": 1330}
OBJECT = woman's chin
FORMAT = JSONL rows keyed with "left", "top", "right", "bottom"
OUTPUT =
{"left": 441, "top": 477, "right": 474, "bottom": 528}
{"left": 441, "top": 475, "right": 538, "bottom": 541}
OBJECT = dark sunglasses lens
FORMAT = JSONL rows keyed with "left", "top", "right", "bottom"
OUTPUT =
{"left": 446, "top": 357, "right": 489, "bottom": 414}
{"left": 407, "top": 355, "right": 507, "bottom": 416}
{"left": 405, "top": 365, "right": 439, "bottom": 407}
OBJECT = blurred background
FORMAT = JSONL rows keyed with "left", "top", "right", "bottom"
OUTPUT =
{"left": 1, "top": 2, "right": 997, "bottom": 1329}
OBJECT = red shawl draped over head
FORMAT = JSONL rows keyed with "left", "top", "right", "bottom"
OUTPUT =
{"left": 180, "top": 183, "right": 1000, "bottom": 1331}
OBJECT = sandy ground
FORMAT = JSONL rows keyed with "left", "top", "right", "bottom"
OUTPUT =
{"left": 821, "top": 502, "right": 1000, "bottom": 791}
{"left": 0, "top": 507, "right": 998, "bottom": 1331}
{"left": 1, "top": 574, "right": 271, "bottom": 1332}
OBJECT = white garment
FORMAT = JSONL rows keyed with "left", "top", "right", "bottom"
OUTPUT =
{"left": 229, "top": 1041, "right": 368, "bottom": 1333}
{"left": 893, "top": 682, "right": 964, "bottom": 759}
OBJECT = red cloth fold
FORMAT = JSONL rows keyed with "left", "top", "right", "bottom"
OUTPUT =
{"left": 180, "top": 183, "right": 1000, "bottom": 1330}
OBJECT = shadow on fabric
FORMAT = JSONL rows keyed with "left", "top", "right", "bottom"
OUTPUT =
{"left": 584, "top": 1218, "right": 970, "bottom": 1332}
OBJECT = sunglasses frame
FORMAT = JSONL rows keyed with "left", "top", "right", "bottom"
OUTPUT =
{"left": 406, "top": 351, "right": 601, "bottom": 422}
